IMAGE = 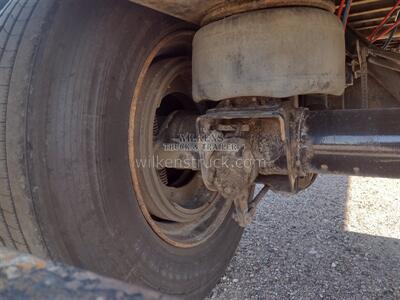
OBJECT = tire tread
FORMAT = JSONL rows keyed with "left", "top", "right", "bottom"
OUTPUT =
{"left": 0, "top": 0, "right": 39, "bottom": 252}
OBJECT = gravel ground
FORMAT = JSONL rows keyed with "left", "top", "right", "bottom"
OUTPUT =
{"left": 208, "top": 175, "right": 400, "bottom": 300}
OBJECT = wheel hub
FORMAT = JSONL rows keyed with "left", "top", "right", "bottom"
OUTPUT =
{"left": 128, "top": 32, "right": 233, "bottom": 248}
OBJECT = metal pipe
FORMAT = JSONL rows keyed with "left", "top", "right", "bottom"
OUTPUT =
{"left": 303, "top": 108, "right": 400, "bottom": 178}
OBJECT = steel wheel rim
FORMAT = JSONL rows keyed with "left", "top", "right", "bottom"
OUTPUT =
{"left": 128, "top": 31, "right": 232, "bottom": 248}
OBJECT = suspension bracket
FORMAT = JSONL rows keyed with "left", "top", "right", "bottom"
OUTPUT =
{"left": 196, "top": 101, "right": 299, "bottom": 226}
{"left": 193, "top": 101, "right": 400, "bottom": 226}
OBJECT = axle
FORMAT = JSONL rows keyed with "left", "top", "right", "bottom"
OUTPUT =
{"left": 157, "top": 107, "right": 400, "bottom": 180}
{"left": 155, "top": 104, "right": 400, "bottom": 226}
{"left": 303, "top": 109, "right": 400, "bottom": 178}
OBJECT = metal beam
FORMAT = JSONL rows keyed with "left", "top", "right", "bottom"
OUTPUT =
{"left": 303, "top": 108, "right": 400, "bottom": 178}
{"left": 129, "top": 0, "right": 218, "bottom": 24}
{"left": 129, "top": 0, "right": 335, "bottom": 25}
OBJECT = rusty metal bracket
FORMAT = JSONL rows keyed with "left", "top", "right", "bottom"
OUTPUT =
{"left": 354, "top": 40, "right": 369, "bottom": 108}
{"left": 361, "top": 48, "right": 369, "bottom": 109}
{"left": 196, "top": 103, "right": 293, "bottom": 227}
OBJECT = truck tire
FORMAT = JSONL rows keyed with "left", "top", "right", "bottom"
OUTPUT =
{"left": 0, "top": 1, "right": 8, "bottom": 10}
{"left": 0, "top": 0, "right": 243, "bottom": 298}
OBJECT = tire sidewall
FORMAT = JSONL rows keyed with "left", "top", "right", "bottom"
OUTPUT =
{"left": 21, "top": 0, "right": 243, "bottom": 298}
